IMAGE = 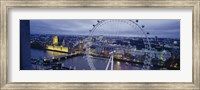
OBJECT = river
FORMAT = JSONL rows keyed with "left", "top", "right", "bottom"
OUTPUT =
{"left": 31, "top": 49, "right": 146, "bottom": 70}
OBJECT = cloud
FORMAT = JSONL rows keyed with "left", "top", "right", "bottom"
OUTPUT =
{"left": 30, "top": 19, "right": 180, "bottom": 38}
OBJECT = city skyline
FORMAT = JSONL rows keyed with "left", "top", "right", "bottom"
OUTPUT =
{"left": 30, "top": 19, "right": 180, "bottom": 39}
{"left": 20, "top": 20, "right": 180, "bottom": 70}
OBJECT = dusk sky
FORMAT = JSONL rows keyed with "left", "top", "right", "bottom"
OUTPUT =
{"left": 30, "top": 19, "right": 180, "bottom": 39}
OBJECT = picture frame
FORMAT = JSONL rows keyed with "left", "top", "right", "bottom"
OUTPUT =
{"left": 0, "top": 0, "right": 199, "bottom": 89}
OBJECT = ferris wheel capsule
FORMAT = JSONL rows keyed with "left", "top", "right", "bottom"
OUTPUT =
{"left": 142, "top": 25, "right": 145, "bottom": 28}
{"left": 93, "top": 25, "right": 95, "bottom": 27}
{"left": 136, "top": 20, "right": 139, "bottom": 22}
{"left": 97, "top": 20, "right": 100, "bottom": 23}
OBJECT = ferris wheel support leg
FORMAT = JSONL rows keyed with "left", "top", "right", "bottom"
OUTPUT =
{"left": 111, "top": 55, "right": 114, "bottom": 70}
{"left": 106, "top": 56, "right": 112, "bottom": 70}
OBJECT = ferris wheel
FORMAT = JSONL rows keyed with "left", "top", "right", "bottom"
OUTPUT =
{"left": 85, "top": 20, "right": 153, "bottom": 70}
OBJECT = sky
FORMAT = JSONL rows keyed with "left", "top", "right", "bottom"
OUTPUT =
{"left": 30, "top": 19, "right": 180, "bottom": 39}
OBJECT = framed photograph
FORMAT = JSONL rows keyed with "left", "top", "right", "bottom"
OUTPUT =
{"left": 1, "top": 0, "right": 199, "bottom": 90}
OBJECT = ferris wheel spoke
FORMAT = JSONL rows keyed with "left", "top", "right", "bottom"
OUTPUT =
{"left": 86, "top": 20, "right": 153, "bottom": 70}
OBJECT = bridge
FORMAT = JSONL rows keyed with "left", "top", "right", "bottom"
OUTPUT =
{"left": 31, "top": 53, "right": 83, "bottom": 70}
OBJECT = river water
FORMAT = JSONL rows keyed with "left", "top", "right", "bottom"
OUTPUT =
{"left": 31, "top": 49, "right": 145, "bottom": 70}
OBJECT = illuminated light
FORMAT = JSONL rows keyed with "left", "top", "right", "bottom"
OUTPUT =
{"left": 173, "top": 41, "right": 178, "bottom": 44}
{"left": 46, "top": 45, "right": 68, "bottom": 53}
{"left": 174, "top": 63, "right": 178, "bottom": 68}
{"left": 174, "top": 65, "right": 177, "bottom": 68}
{"left": 53, "top": 36, "right": 58, "bottom": 45}
{"left": 116, "top": 61, "right": 121, "bottom": 65}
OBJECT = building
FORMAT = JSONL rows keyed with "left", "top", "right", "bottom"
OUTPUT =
{"left": 79, "top": 41, "right": 84, "bottom": 51}
{"left": 98, "top": 35, "right": 104, "bottom": 41}
{"left": 53, "top": 36, "right": 58, "bottom": 45}
{"left": 62, "top": 39, "right": 65, "bottom": 46}
{"left": 46, "top": 35, "right": 68, "bottom": 53}
{"left": 46, "top": 45, "right": 68, "bottom": 53}
{"left": 155, "top": 36, "right": 158, "bottom": 42}
{"left": 20, "top": 20, "right": 32, "bottom": 70}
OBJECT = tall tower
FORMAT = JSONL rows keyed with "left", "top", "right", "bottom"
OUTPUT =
{"left": 155, "top": 36, "right": 158, "bottom": 42}
{"left": 53, "top": 36, "right": 58, "bottom": 45}
{"left": 79, "top": 41, "right": 84, "bottom": 51}
{"left": 98, "top": 35, "right": 104, "bottom": 41}
{"left": 62, "top": 39, "right": 65, "bottom": 46}
{"left": 20, "top": 20, "right": 31, "bottom": 70}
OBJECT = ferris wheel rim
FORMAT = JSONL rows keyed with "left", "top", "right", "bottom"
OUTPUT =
{"left": 87, "top": 19, "right": 153, "bottom": 70}
{"left": 89, "top": 20, "right": 152, "bottom": 50}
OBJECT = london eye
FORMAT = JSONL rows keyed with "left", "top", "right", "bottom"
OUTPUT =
{"left": 85, "top": 20, "right": 153, "bottom": 70}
